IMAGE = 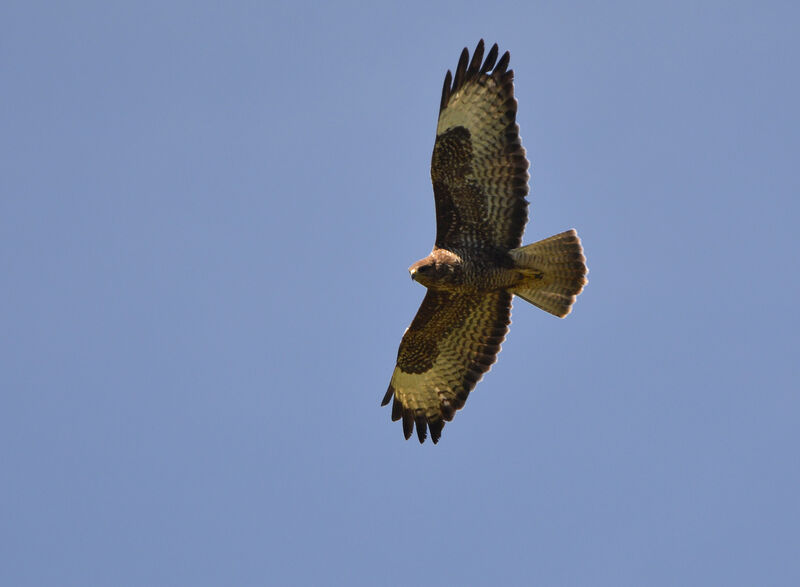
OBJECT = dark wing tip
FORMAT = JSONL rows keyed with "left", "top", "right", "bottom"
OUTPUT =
{"left": 390, "top": 395, "right": 403, "bottom": 421}
{"left": 415, "top": 414, "right": 428, "bottom": 443}
{"left": 495, "top": 50, "right": 511, "bottom": 75}
{"left": 466, "top": 39, "right": 484, "bottom": 78}
{"left": 402, "top": 410, "right": 414, "bottom": 440}
{"left": 385, "top": 393, "right": 447, "bottom": 444}
{"left": 451, "top": 46, "right": 470, "bottom": 92}
{"left": 429, "top": 419, "right": 444, "bottom": 444}
{"left": 481, "top": 43, "right": 499, "bottom": 73}
{"left": 440, "top": 41, "right": 509, "bottom": 113}
{"left": 381, "top": 384, "right": 394, "bottom": 406}
{"left": 440, "top": 70, "right": 453, "bottom": 113}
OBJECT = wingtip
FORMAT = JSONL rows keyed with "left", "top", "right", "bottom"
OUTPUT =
{"left": 481, "top": 43, "right": 499, "bottom": 73}
{"left": 440, "top": 70, "right": 453, "bottom": 112}
{"left": 441, "top": 41, "right": 510, "bottom": 113}
{"left": 430, "top": 419, "right": 444, "bottom": 444}
{"left": 402, "top": 410, "right": 414, "bottom": 440}
{"left": 495, "top": 50, "right": 511, "bottom": 75}
{"left": 415, "top": 415, "right": 428, "bottom": 443}
{"left": 390, "top": 396, "right": 403, "bottom": 421}
{"left": 381, "top": 384, "right": 394, "bottom": 406}
{"left": 451, "top": 47, "right": 470, "bottom": 94}
{"left": 467, "top": 40, "right": 485, "bottom": 77}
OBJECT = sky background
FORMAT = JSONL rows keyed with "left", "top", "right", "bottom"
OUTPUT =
{"left": 2, "top": 1, "right": 799, "bottom": 585}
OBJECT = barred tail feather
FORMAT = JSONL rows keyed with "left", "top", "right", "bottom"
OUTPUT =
{"left": 509, "top": 229, "right": 588, "bottom": 318}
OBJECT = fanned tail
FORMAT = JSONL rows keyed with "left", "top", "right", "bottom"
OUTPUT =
{"left": 509, "top": 229, "right": 588, "bottom": 318}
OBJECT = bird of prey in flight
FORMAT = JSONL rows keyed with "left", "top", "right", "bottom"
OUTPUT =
{"left": 382, "top": 40, "right": 588, "bottom": 444}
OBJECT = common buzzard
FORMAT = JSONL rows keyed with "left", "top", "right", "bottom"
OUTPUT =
{"left": 382, "top": 40, "right": 588, "bottom": 444}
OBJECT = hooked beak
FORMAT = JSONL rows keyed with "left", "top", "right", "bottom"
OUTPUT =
{"left": 409, "top": 267, "right": 417, "bottom": 281}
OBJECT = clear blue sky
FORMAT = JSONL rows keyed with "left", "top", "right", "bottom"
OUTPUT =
{"left": 2, "top": 1, "right": 799, "bottom": 585}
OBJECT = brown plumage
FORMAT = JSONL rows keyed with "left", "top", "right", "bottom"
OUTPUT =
{"left": 382, "top": 40, "right": 588, "bottom": 444}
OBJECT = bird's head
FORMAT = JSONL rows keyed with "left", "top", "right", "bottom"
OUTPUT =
{"left": 409, "top": 258, "right": 437, "bottom": 287}
{"left": 409, "top": 251, "right": 461, "bottom": 288}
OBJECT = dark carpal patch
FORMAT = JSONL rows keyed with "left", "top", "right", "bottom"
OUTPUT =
{"left": 397, "top": 291, "right": 474, "bottom": 373}
{"left": 432, "top": 126, "right": 491, "bottom": 247}
{"left": 432, "top": 126, "right": 473, "bottom": 179}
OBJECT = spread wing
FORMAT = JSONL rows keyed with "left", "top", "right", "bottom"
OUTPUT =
{"left": 381, "top": 290, "right": 512, "bottom": 443}
{"left": 432, "top": 40, "right": 530, "bottom": 251}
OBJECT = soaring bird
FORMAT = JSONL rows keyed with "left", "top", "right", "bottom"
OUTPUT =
{"left": 382, "top": 40, "right": 588, "bottom": 444}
